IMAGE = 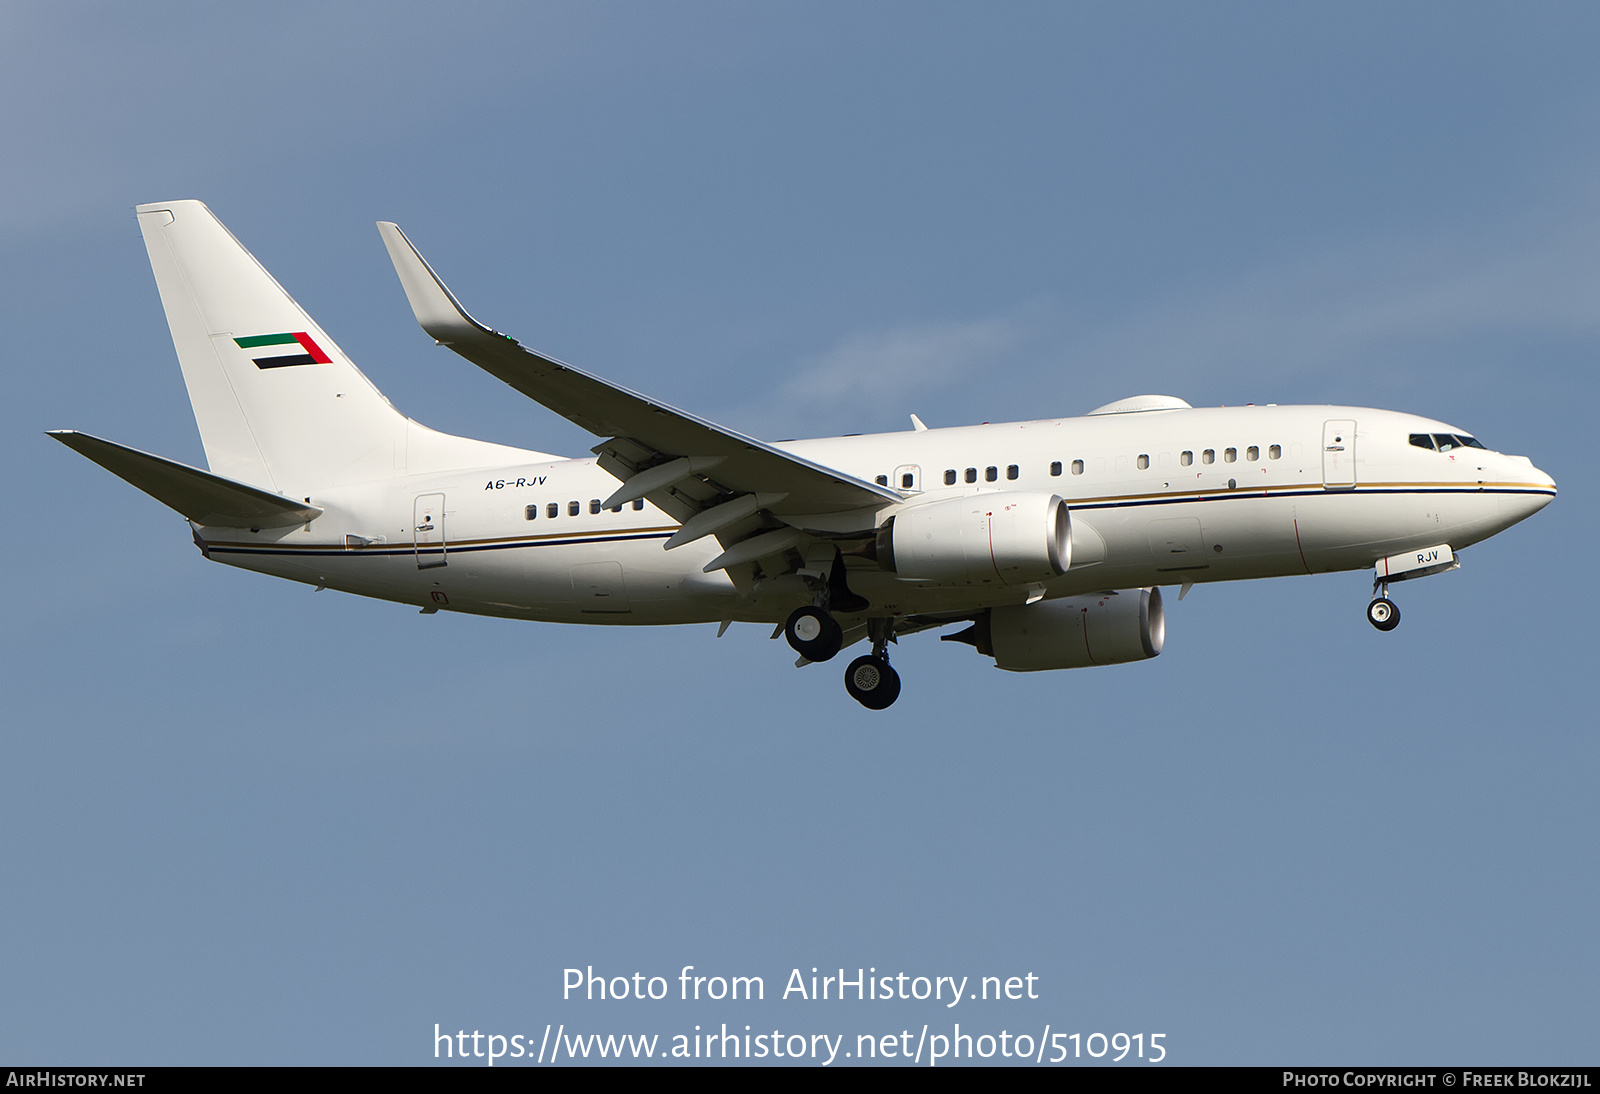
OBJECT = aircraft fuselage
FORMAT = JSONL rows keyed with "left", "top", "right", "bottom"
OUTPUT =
{"left": 197, "top": 403, "right": 1555, "bottom": 625}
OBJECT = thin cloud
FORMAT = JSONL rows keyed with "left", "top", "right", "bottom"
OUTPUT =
{"left": 720, "top": 196, "right": 1600, "bottom": 439}
{"left": 1058, "top": 215, "right": 1600, "bottom": 394}
{"left": 742, "top": 315, "right": 1024, "bottom": 437}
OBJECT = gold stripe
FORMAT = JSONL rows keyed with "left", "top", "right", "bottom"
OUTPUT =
{"left": 1064, "top": 479, "right": 1550, "bottom": 508}
{"left": 208, "top": 525, "right": 680, "bottom": 551}
{"left": 206, "top": 480, "right": 1550, "bottom": 551}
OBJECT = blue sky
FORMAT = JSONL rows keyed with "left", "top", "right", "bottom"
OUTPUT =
{"left": 4, "top": 2, "right": 1596, "bottom": 1065}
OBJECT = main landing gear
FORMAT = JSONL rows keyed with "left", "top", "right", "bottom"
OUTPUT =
{"left": 783, "top": 607, "right": 902, "bottom": 708}
{"left": 845, "top": 618, "right": 901, "bottom": 710}
{"left": 782, "top": 550, "right": 866, "bottom": 663}
{"left": 785, "top": 605, "right": 843, "bottom": 662}
{"left": 784, "top": 552, "right": 899, "bottom": 708}
{"left": 845, "top": 654, "right": 900, "bottom": 710}
{"left": 1367, "top": 582, "right": 1401, "bottom": 632}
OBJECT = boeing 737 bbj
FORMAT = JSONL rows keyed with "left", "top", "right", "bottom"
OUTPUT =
{"left": 52, "top": 201, "right": 1557, "bottom": 708}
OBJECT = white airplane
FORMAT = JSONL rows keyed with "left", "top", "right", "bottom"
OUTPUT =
{"left": 53, "top": 201, "right": 1557, "bottom": 709}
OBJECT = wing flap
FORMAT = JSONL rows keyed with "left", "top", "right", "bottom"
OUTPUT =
{"left": 49, "top": 430, "right": 322, "bottom": 528}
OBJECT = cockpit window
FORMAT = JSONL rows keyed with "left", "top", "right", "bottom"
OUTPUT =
{"left": 1409, "top": 433, "right": 1435, "bottom": 450}
{"left": 1428, "top": 432, "right": 1487, "bottom": 453}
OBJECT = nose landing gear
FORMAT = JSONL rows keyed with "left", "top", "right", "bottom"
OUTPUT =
{"left": 1364, "top": 545, "right": 1461, "bottom": 631}
{"left": 1367, "top": 582, "right": 1401, "bottom": 631}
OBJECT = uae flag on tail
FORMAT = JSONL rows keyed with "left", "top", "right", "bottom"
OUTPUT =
{"left": 235, "top": 332, "right": 333, "bottom": 369}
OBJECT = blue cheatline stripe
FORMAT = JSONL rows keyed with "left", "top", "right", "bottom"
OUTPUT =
{"left": 206, "top": 531, "right": 675, "bottom": 558}
{"left": 200, "top": 484, "right": 1554, "bottom": 556}
{"left": 1072, "top": 485, "right": 1553, "bottom": 513}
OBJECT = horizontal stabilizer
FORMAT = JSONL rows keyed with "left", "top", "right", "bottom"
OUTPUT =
{"left": 48, "top": 430, "right": 322, "bottom": 528}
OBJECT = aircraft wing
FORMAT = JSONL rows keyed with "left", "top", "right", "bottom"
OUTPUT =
{"left": 377, "top": 223, "right": 899, "bottom": 542}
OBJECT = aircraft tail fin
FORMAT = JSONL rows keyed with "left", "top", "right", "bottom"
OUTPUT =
{"left": 135, "top": 200, "right": 547, "bottom": 492}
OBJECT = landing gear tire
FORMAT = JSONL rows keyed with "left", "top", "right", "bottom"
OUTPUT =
{"left": 785, "top": 605, "right": 843, "bottom": 662}
{"left": 844, "top": 655, "right": 901, "bottom": 710}
{"left": 1367, "top": 597, "right": 1400, "bottom": 632}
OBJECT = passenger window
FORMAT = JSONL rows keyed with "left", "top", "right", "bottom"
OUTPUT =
{"left": 590, "top": 499, "right": 601, "bottom": 514}
{"left": 1006, "top": 464, "right": 1019, "bottom": 480}
{"left": 876, "top": 474, "right": 889, "bottom": 486}
{"left": 1071, "top": 459, "right": 1084, "bottom": 475}
{"left": 985, "top": 466, "right": 998, "bottom": 482}
{"left": 1180, "top": 451, "right": 1193, "bottom": 466}
{"left": 1246, "top": 446, "right": 1259, "bottom": 461}
{"left": 632, "top": 499, "right": 644, "bottom": 510}
{"left": 525, "top": 505, "right": 539, "bottom": 520}
{"left": 965, "top": 468, "right": 977, "bottom": 483}
{"left": 1136, "top": 454, "right": 1149, "bottom": 470}
{"left": 1224, "top": 447, "right": 1236, "bottom": 463}
{"left": 1202, "top": 449, "right": 1215, "bottom": 464}
{"left": 1050, "top": 461, "right": 1062, "bottom": 477}
{"left": 609, "top": 505, "right": 622, "bottom": 513}
{"left": 568, "top": 500, "right": 580, "bottom": 516}
{"left": 1410, "top": 433, "right": 1435, "bottom": 450}
{"left": 944, "top": 469, "right": 956, "bottom": 485}
{"left": 1269, "top": 444, "right": 1281, "bottom": 459}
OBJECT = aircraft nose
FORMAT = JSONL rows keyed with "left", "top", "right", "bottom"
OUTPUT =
{"left": 1498, "top": 460, "right": 1556, "bottom": 526}
{"left": 1520, "top": 456, "right": 1556, "bottom": 496}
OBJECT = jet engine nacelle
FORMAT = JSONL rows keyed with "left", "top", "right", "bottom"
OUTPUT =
{"left": 953, "top": 587, "right": 1165, "bottom": 671}
{"left": 878, "top": 492, "right": 1070, "bottom": 587}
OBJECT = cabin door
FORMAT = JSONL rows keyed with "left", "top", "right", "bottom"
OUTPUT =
{"left": 414, "top": 493, "right": 447, "bottom": 569}
{"left": 1321, "top": 420, "right": 1357, "bottom": 490}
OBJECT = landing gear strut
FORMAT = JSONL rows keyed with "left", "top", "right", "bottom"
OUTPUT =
{"left": 1367, "top": 582, "right": 1401, "bottom": 632}
{"left": 844, "top": 618, "right": 901, "bottom": 710}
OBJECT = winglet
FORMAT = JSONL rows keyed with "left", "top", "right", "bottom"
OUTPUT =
{"left": 376, "top": 221, "right": 503, "bottom": 346}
